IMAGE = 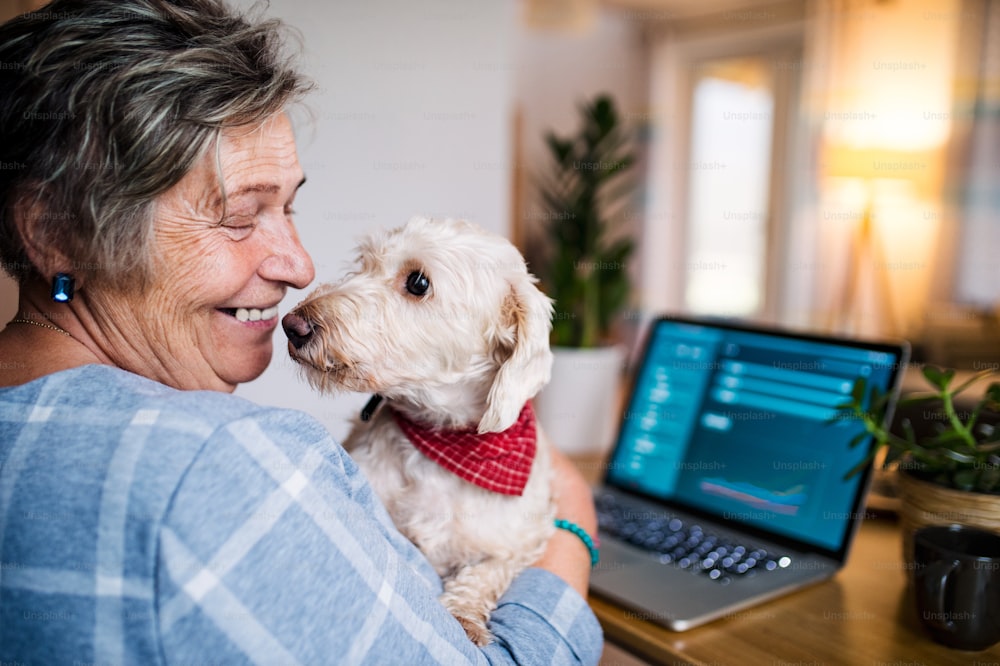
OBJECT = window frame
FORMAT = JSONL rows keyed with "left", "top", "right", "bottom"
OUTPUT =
{"left": 642, "top": 17, "right": 807, "bottom": 325}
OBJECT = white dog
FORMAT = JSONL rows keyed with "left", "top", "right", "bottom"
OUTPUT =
{"left": 282, "top": 216, "right": 556, "bottom": 645}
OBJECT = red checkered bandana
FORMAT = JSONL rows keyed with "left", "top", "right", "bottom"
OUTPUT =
{"left": 390, "top": 402, "right": 537, "bottom": 496}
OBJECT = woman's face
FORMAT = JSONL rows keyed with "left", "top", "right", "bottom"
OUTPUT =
{"left": 95, "top": 113, "right": 315, "bottom": 391}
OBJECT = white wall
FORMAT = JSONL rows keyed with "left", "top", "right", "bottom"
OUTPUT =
{"left": 514, "top": 8, "right": 649, "bottom": 176}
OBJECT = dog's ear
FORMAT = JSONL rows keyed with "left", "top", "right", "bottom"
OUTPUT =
{"left": 479, "top": 277, "right": 553, "bottom": 434}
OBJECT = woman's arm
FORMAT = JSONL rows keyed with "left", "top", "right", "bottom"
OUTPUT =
{"left": 155, "top": 409, "right": 603, "bottom": 665}
{"left": 532, "top": 445, "right": 599, "bottom": 598}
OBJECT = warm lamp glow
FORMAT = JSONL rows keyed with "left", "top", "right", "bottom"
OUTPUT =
{"left": 817, "top": 0, "right": 961, "bottom": 338}
{"left": 822, "top": 145, "right": 944, "bottom": 196}
{"left": 822, "top": 0, "right": 960, "bottom": 152}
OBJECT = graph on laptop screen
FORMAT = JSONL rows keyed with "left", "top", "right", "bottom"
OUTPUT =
{"left": 606, "top": 319, "right": 900, "bottom": 552}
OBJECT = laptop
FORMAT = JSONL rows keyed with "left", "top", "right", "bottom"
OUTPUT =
{"left": 589, "top": 314, "right": 909, "bottom": 631}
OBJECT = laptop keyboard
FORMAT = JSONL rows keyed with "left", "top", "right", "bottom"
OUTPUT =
{"left": 596, "top": 493, "right": 792, "bottom": 583}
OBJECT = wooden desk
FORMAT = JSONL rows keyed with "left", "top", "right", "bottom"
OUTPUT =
{"left": 589, "top": 516, "right": 1000, "bottom": 665}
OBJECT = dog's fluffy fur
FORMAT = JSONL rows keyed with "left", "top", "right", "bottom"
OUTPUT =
{"left": 286, "top": 216, "right": 556, "bottom": 645}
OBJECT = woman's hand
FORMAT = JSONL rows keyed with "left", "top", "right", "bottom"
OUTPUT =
{"left": 533, "top": 442, "right": 599, "bottom": 598}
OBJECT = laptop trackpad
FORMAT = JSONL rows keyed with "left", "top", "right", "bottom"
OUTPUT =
{"left": 591, "top": 541, "right": 725, "bottom": 622}
{"left": 590, "top": 540, "right": 818, "bottom": 630}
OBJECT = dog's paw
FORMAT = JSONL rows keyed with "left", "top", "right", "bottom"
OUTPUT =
{"left": 442, "top": 592, "right": 494, "bottom": 646}
{"left": 456, "top": 614, "right": 493, "bottom": 646}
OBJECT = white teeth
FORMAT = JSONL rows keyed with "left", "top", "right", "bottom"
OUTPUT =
{"left": 234, "top": 306, "right": 279, "bottom": 322}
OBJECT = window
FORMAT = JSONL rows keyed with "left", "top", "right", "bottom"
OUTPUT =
{"left": 643, "top": 19, "right": 804, "bottom": 326}
{"left": 684, "top": 57, "right": 775, "bottom": 317}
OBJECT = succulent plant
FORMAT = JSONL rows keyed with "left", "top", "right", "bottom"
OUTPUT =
{"left": 839, "top": 365, "right": 1000, "bottom": 493}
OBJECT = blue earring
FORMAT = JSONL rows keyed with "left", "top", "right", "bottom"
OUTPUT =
{"left": 51, "top": 273, "right": 75, "bottom": 303}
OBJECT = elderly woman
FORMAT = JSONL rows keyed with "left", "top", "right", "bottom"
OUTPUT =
{"left": 0, "top": 1, "right": 602, "bottom": 663}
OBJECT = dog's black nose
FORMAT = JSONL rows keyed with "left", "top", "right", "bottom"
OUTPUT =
{"left": 282, "top": 312, "right": 314, "bottom": 349}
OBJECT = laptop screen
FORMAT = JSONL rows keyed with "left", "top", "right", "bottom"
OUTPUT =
{"left": 605, "top": 316, "right": 908, "bottom": 555}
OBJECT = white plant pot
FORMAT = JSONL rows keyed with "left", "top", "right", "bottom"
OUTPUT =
{"left": 534, "top": 345, "right": 626, "bottom": 457}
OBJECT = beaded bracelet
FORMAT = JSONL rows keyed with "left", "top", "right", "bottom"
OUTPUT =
{"left": 554, "top": 519, "right": 600, "bottom": 568}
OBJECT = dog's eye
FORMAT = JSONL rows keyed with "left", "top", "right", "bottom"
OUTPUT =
{"left": 405, "top": 271, "right": 430, "bottom": 296}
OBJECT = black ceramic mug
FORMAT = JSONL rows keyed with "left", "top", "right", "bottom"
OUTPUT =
{"left": 912, "top": 524, "right": 1000, "bottom": 651}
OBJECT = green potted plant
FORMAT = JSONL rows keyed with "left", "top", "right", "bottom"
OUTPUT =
{"left": 530, "top": 93, "right": 638, "bottom": 456}
{"left": 838, "top": 365, "right": 1000, "bottom": 562}
{"left": 535, "top": 93, "right": 636, "bottom": 349}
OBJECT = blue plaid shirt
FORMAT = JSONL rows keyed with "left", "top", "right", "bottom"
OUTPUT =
{"left": 0, "top": 365, "right": 602, "bottom": 664}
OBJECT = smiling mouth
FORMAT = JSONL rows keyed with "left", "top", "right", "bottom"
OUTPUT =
{"left": 218, "top": 306, "right": 280, "bottom": 322}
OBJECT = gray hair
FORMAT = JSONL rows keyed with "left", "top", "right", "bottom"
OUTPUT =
{"left": 0, "top": 0, "right": 312, "bottom": 288}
